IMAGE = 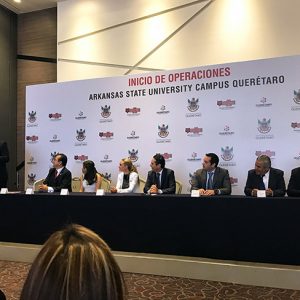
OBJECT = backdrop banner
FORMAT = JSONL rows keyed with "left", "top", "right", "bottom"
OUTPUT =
{"left": 25, "top": 55, "right": 300, "bottom": 194}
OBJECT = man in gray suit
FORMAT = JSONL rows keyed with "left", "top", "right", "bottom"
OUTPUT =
{"left": 191, "top": 153, "right": 231, "bottom": 196}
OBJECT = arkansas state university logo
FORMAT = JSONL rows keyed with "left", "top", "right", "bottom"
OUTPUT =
{"left": 258, "top": 118, "right": 271, "bottom": 133}
{"left": 255, "top": 150, "right": 275, "bottom": 158}
{"left": 99, "top": 131, "right": 114, "bottom": 138}
{"left": 128, "top": 149, "right": 138, "bottom": 162}
{"left": 187, "top": 98, "right": 199, "bottom": 112}
{"left": 28, "top": 111, "right": 37, "bottom": 123}
{"left": 217, "top": 99, "right": 235, "bottom": 107}
{"left": 27, "top": 173, "right": 36, "bottom": 185}
{"left": 76, "top": 129, "right": 86, "bottom": 141}
{"left": 125, "top": 107, "right": 141, "bottom": 114}
{"left": 101, "top": 105, "right": 111, "bottom": 118}
{"left": 158, "top": 124, "right": 169, "bottom": 138}
{"left": 163, "top": 153, "right": 172, "bottom": 160}
{"left": 293, "top": 89, "right": 300, "bottom": 105}
{"left": 221, "top": 146, "right": 234, "bottom": 161}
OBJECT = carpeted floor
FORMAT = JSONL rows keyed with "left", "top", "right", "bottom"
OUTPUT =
{"left": 0, "top": 260, "right": 300, "bottom": 299}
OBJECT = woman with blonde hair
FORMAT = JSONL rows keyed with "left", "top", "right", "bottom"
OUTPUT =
{"left": 110, "top": 158, "right": 139, "bottom": 193}
{"left": 80, "top": 160, "right": 102, "bottom": 192}
{"left": 20, "top": 224, "right": 126, "bottom": 300}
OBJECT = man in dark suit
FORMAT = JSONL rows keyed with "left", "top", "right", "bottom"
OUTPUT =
{"left": 0, "top": 141, "right": 9, "bottom": 188}
{"left": 191, "top": 153, "right": 231, "bottom": 196}
{"left": 244, "top": 155, "right": 285, "bottom": 197}
{"left": 39, "top": 153, "right": 72, "bottom": 192}
{"left": 287, "top": 167, "right": 300, "bottom": 196}
{"left": 144, "top": 153, "right": 176, "bottom": 194}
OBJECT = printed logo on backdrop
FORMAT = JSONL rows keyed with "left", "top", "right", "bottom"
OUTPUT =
{"left": 219, "top": 125, "right": 234, "bottom": 136}
{"left": 50, "top": 134, "right": 60, "bottom": 143}
{"left": 156, "top": 105, "right": 170, "bottom": 115}
{"left": 99, "top": 131, "right": 114, "bottom": 140}
{"left": 291, "top": 122, "right": 300, "bottom": 132}
{"left": 187, "top": 152, "right": 201, "bottom": 162}
{"left": 256, "top": 118, "right": 273, "bottom": 139}
{"left": 230, "top": 177, "right": 238, "bottom": 187}
{"left": 50, "top": 152, "right": 58, "bottom": 162}
{"left": 188, "top": 172, "right": 196, "bottom": 185}
{"left": 100, "top": 105, "right": 112, "bottom": 123}
{"left": 162, "top": 152, "right": 172, "bottom": 161}
{"left": 157, "top": 124, "right": 171, "bottom": 143}
{"left": 185, "top": 127, "right": 203, "bottom": 137}
{"left": 255, "top": 150, "right": 275, "bottom": 159}
{"left": 27, "top": 173, "right": 36, "bottom": 186}
{"left": 127, "top": 130, "right": 140, "bottom": 140}
{"left": 75, "top": 129, "right": 87, "bottom": 146}
{"left": 125, "top": 107, "right": 141, "bottom": 116}
{"left": 26, "top": 135, "right": 39, "bottom": 143}
{"left": 100, "top": 154, "right": 112, "bottom": 163}
{"left": 102, "top": 172, "right": 112, "bottom": 181}
{"left": 186, "top": 98, "right": 201, "bottom": 118}
{"left": 49, "top": 113, "right": 62, "bottom": 120}
{"left": 217, "top": 99, "right": 236, "bottom": 110}
{"left": 293, "top": 151, "right": 300, "bottom": 160}
{"left": 256, "top": 97, "right": 272, "bottom": 108}
{"left": 74, "top": 155, "right": 88, "bottom": 162}
{"left": 291, "top": 89, "right": 300, "bottom": 111}
{"left": 27, "top": 111, "right": 38, "bottom": 127}
{"left": 75, "top": 111, "right": 87, "bottom": 120}
{"left": 219, "top": 146, "right": 236, "bottom": 167}
{"left": 128, "top": 149, "right": 139, "bottom": 162}
{"left": 27, "top": 156, "right": 37, "bottom": 165}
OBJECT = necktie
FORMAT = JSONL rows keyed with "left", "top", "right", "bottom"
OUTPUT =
{"left": 55, "top": 170, "right": 58, "bottom": 178}
{"left": 207, "top": 172, "right": 213, "bottom": 190}
{"left": 258, "top": 175, "right": 265, "bottom": 190}
{"left": 156, "top": 173, "right": 161, "bottom": 189}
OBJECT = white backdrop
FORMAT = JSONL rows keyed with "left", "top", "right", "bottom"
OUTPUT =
{"left": 25, "top": 55, "right": 300, "bottom": 194}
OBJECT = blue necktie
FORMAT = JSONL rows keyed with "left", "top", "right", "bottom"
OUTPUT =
{"left": 156, "top": 173, "right": 161, "bottom": 189}
{"left": 258, "top": 175, "right": 265, "bottom": 190}
{"left": 207, "top": 172, "right": 213, "bottom": 189}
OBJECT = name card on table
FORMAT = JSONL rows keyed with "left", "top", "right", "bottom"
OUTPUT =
{"left": 191, "top": 190, "right": 200, "bottom": 197}
{"left": 0, "top": 188, "right": 8, "bottom": 194}
{"left": 60, "top": 189, "right": 69, "bottom": 195}
{"left": 257, "top": 190, "right": 266, "bottom": 198}
{"left": 25, "top": 188, "right": 34, "bottom": 195}
{"left": 96, "top": 189, "right": 105, "bottom": 196}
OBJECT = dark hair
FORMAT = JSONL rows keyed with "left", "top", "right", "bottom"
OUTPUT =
{"left": 83, "top": 160, "right": 98, "bottom": 185}
{"left": 257, "top": 155, "right": 271, "bottom": 168}
{"left": 0, "top": 289, "right": 6, "bottom": 300}
{"left": 20, "top": 224, "right": 126, "bottom": 300}
{"left": 56, "top": 153, "right": 68, "bottom": 167}
{"left": 206, "top": 153, "right": 219, "bottom": 167}
{"left": 153, "top": 153, "right": 165, "bottom": 169}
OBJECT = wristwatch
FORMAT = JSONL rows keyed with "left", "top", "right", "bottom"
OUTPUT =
{"left": 214, "top": 189, "right": 220, "bottom": 195}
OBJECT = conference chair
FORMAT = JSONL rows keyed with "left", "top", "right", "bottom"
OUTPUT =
{"left": 33, "top": 178, "right": 45, "bottom": 191}
{"left": 139, "top": 177, "right": 146, "bottom": 193}
{"left": 72, "top": 177, "right": 81, "bottom": 192}
{"left": 100, "top": 177, "right": 111, "bottom": 192}
{"left": 175, "top": 180, "right": 183, "bottom": 194}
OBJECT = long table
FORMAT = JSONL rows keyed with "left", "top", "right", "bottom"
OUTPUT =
{"left": 0, "top": 193, "right": 299, "bottom": 265}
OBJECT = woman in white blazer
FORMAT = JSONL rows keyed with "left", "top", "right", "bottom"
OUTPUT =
{"left": 110, "top": 158, "right": 139, "bottom": 193}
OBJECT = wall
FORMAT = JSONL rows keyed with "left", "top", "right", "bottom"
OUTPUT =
{"left": 17, "top": 7, "right": 57, "bottom": 189}
{"left": 57, "top": 0, "right": 300, "bottom": 82}
{"left": 0, "top": 5, "right": 17, "bottom": 188}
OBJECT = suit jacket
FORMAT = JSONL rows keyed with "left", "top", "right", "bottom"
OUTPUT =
{"left": 244, "top": 167, "right": 286, "bottom": 197}
{"left": 287, "top": 167, "right": 300, "bottom": 197}
{"left": 0, "top": 141, "right": 9, "bottom": 188}
{"left": 144, "top": 168, "right": 176, "bottom": 194}
{"left": 191, "top": 167, "right": 231, "bottom": 195}
{"left": 43, "top": 167, "right": 72, "bottom": 192}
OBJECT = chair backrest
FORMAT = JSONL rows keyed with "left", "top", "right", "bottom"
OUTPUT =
{"left": 100, "top": 177, "right": 111, "bottom": 192}
{"left": 72, "top": 177, "right": 81, "bottom": 192}
{"left": 175, "top": 180, "right": 183, "bottom": 194}
{"left": 33, "top": 178, "right": 45, "bottom": 191}
{"left": 139, "top": 177, "right": 146, "bottom": 193}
